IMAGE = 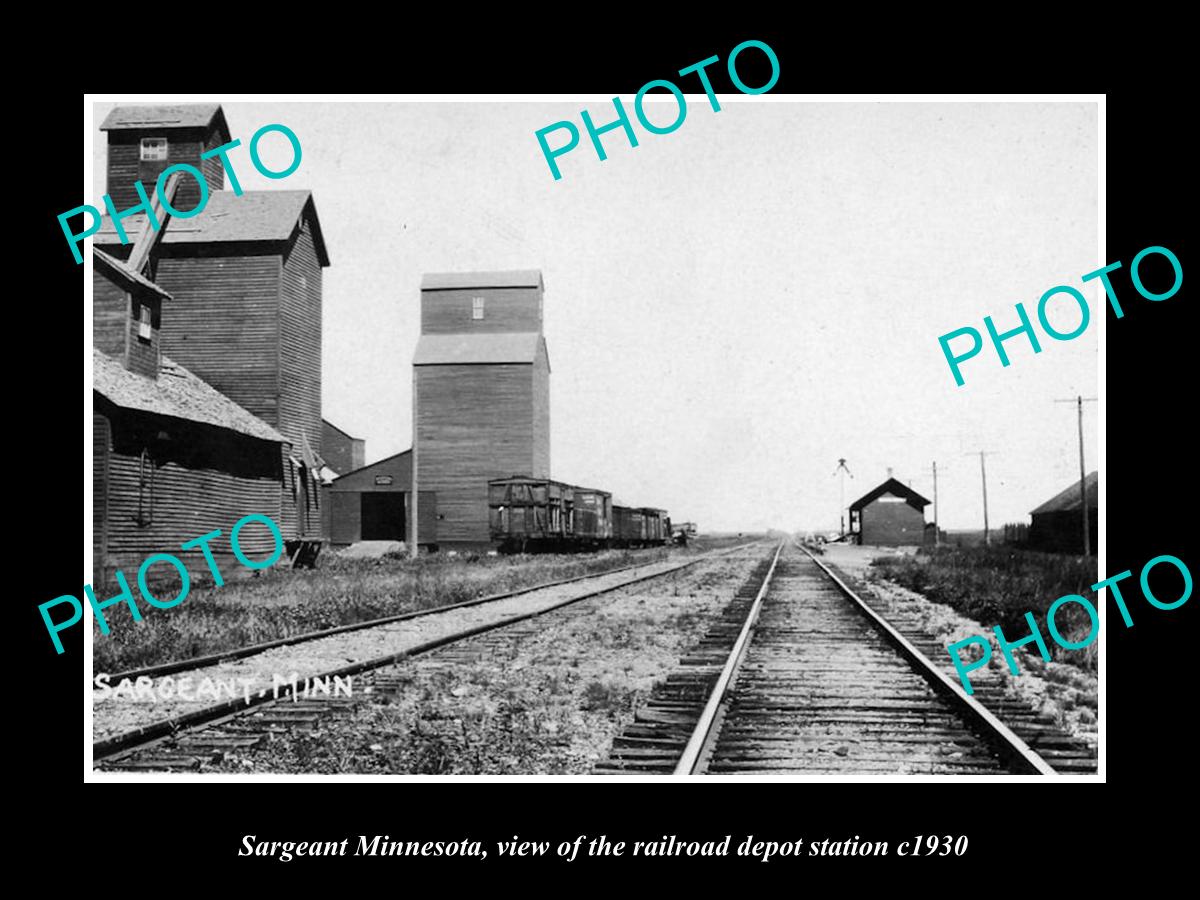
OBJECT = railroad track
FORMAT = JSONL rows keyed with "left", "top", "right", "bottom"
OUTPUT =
{"left": 93, "top": 541, "right": 765, "bottom": 770}
{"left": 599, "top": 541, "right": 1093, "bottom": 775}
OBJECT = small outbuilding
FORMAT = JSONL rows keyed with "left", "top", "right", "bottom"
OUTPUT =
{"left": 326, "top": 451, "right": 438, "bottom": 549}
{"left": 849, "top": 478, "right": 930, "bottom": 547}
{"left": 1029, "top": 471, "right": 1098, "bottom": 554}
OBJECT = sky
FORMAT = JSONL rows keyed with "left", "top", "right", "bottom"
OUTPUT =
{"left": 92, "top": 99, "right": 1099, "bottom": 533}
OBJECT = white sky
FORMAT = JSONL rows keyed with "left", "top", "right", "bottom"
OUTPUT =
{"left": 93, "top": 99, "right": 1098, "bottom": 533}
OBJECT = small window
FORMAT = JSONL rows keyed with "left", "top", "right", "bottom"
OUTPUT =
{"left": 137, "top": 304, "right": 152, "bottom": 341}
{"left": 472, "top": 296, "right": 485, "bottom": 320}
{"left": 140, "top": 137, "right": 168, "bottom": 161}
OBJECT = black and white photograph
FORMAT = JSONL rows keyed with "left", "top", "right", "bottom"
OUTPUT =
{"left": 76, "top": 93, "right": 1119, "bottom": 781}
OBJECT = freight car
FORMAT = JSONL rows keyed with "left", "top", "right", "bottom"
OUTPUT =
{"left": 488, "top": 476, "right": 669, "bottom": 553}
{"left": 612, "top": 506, "right": 672, "bottom": 549}
{"left": 488, "top": 477, "right": 613, "bottom": 552}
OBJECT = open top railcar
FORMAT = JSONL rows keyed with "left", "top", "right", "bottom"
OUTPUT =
{"left": 488, "top": 476, "right": 613, "bottom": 552}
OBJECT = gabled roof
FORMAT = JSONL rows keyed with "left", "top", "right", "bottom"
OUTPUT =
{"left": 100, "top": 104, "right": 229, "bottom": 137}
{"left": 421, "top": 270, "right": 543, "bottom": 291}
{"left": 413, "top": 332, "right": 545, "bottom": 365}
{"left": 1031, "top": 471, "right": 1098, "bottom": 515}
{"left": 322, "top": 418, "right": 361, "bottom": 441}
{"left": 96, "top": 191, "right": 330, "bottom": 267}
{"left": 93, "top": 248, "right": 172, "bottom": 301}
{"left": 849, "top": 477, "right": 930, "bottom": 512}
{"left": 93, "top": 349, "right": 286, "bottom": 444}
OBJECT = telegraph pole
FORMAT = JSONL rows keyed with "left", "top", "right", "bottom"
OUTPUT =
{"left": 832, "top": 458, "right": 853, "bottom": 539}
{"left": 924, "top": 461, "right": 945, "bottom": 545}
{"left": 964, "top": 451, "right": 995, "bottom": 546}
{"left": 1055, "top": 395, "right": 1098, "bottom": 556}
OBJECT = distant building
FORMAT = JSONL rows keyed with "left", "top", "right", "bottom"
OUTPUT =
{"left": 412, "top": 271, "right": 550, "bottom": 549}
{"left": 325, "top": 451, "right": 438, "bottom": 548}
{"left": 1029, "top": 471, "right": 1098, "bottom": 554}
{"left": 849, "top": 478, "right": 930, "bottom": 546}
{"left": 322, "top": 419, "right": 365, "bottom": 477}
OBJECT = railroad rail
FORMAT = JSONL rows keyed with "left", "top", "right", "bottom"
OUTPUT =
{"left": 104, "top": 549, "right": 725, "bottom": 685}
{"left": 600, "top": 541, "right": 1075, "bottom": 776}
{"left": 93, "top": 541, "right": 764, "bottom": 769}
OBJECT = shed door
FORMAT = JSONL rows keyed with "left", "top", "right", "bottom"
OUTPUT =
{"left": 361, "top": 493, "right": 406, "bottom": 541}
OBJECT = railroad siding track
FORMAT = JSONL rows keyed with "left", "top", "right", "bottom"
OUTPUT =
{"left": 96, "top": 543, "right": 768, "bottom": 771}
{"left": 593, "top": 555, "right": 776, "bottom": 774}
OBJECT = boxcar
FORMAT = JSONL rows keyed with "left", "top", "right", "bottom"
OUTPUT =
{"left": 641, "top": 508, "right": 670, "bottom": 545}
{"left": 488, "top": 477, "right": 612, "bottom": 552}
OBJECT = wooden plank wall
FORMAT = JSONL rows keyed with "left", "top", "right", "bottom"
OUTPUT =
{"left": 415, "top": 364, "right": 535, "bottom": 544}
{"left": 98, "top": 406, "right": 285, "bottom": 588}
{"left": 280, "top": 218, "right": 324, "bottom": 538}
{"left": 93, "top": 273, "right": 128, "bottom": 358}
{"left": 126, "top": 293, "right": 160, "bottom": 378}
{"left": 105, "top": 128, "right": 223, "bottom": 211}
{"left": 155, "top": 252, "right": 281, "bottom": 426}
{"left": 94, "top": 413, "right": 110, "bottom": 589}
{"left": 421, "top": 286, "right": 542, "bottom": 334}
{"left": 532, "top": 339, "right": 551, "bottom": 478}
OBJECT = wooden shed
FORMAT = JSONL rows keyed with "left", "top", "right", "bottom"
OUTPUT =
{"left": 322, "top": 419, "right": 365, "bottom": 477}
{"left": 95, "top": 104, "right": 330, "bottom": 546}
{"left": 849, "top": 478, "right": 930, "bottom": 547}
{"left": 413, "top": 271, "right": 550, "bottom": 550}
{"left": 325, "top": 451, "right": 437, "bottom": 548}
{"left": 1029, "top": 471, "right": 1098, "bottom": 554}
{"left": 92, "top": 249, "right": 289, "bottom": 589}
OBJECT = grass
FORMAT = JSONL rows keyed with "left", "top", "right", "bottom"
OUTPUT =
{"left": 869, "top": 545, "right": 1099, "bottom": 673}
{"left": 92, "top": 546, "right": 674, "bottom": 676}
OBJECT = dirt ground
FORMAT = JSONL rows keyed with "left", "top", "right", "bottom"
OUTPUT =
{"left": 823, "top": 544, "right": 1098, "bottom": 749}
{"left": 204, "top": 544, "right": 774, "bottom": 774}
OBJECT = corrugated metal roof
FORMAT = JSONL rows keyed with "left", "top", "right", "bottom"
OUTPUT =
{"left": 93, "top": 349, "right": 286, "bottom": 444}
{"left": 413, "top": 332, "right": 542, "bottom": 365}
{"left": 96, "top": 191, "right": 330, "bottom": 266}
{"left": 100, "top": 104, "right": 224, "bottom": 131}
{"left": 849, "top": 477, "right": 931, "bottom": 512}
{"left": 421, "top": 270, "right": 543, "bottom": 290}
{"left": 1031, "top": 471, "right": 1098, "bottom": 515}
{"left": 93, "top": 248, "right": 172, "bottom": 300}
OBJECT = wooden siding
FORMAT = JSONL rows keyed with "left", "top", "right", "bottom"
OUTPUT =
{"left": 421, "top": 287, "right": 543, "bottom": 334}
{"left": 153, "top": 252, "right": 282, "bottom": 426}
{"left": 415, "top": 363, "right": 536, "bottom": 545}
{"left": 94, "top": 413, "right": 110, "bottom": 588}
{"left": 330, "top": 451, "right": 411, "bottom": 493}
{"left": 279, "top": 218, "right": 323, "bottom": 459}
{"left": 532, "top": 339, "right": 550, "bottom": 478}
{"left": 860, "top": 496, "right": 926, "bottom": 546}
{"left": 94, "top": 272, "right": 128, "bottom": 358}
{"left": 106, "top": 128, "right": 223, "bottom": 211}
{"left": 95, "top": 403, "right": 285, "bottom": 589}
{"left": 322, "top": 421, "right": 365, "bottom": 474}
{"left": 126, "top": 294, "right": 160, "bottom": 378}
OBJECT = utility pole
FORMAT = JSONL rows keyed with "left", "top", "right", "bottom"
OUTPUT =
{"left": 1055, "top": 395, "right": 1098, "bottom": 556}
{"left": 963, "top": 451, "right": 995, "bottom": 546}
{"left": 832, "top": 458, "right": 853, "bottom": 539}
{"left": 924, "top": 461, "right": 946, "bottom": 546}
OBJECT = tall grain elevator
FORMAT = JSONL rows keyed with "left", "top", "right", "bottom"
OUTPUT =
{"left": 412, "top": 271, "right": 550, "bottom": 550}
{"left": 95, "top": 104, "right": 330, "bottom": 546}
